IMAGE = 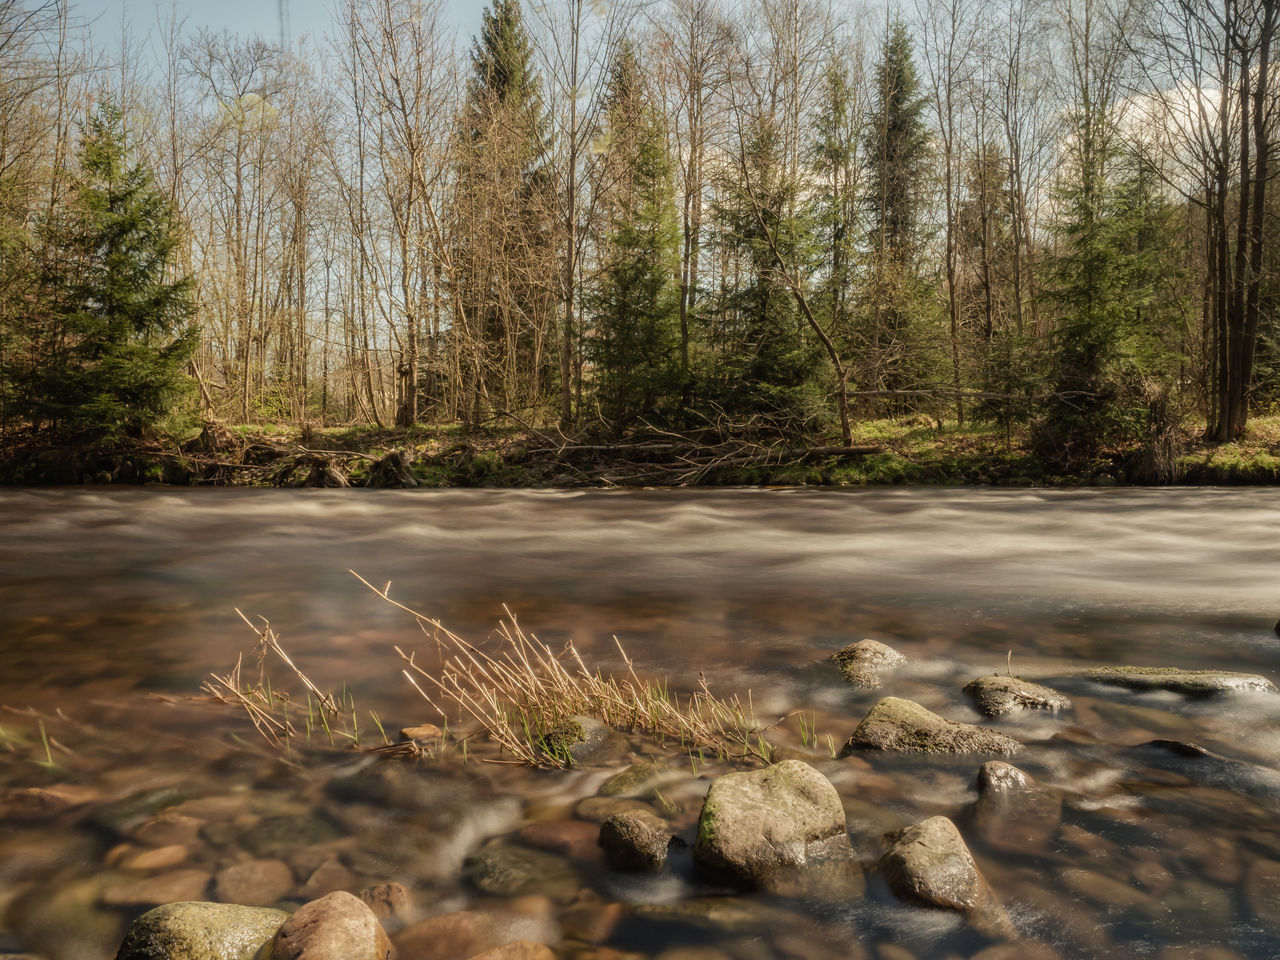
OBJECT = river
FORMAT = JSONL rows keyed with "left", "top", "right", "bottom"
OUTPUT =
{"left": 1, "top": 487, "right": 1278, "bottom": 959}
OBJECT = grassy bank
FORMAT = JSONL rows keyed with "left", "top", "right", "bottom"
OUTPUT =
{"left": 2, "top": 415, "right": 1279, "bottom": 487}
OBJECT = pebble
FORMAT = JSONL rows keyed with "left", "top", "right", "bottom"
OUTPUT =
{"left": 100, "top": 868, "right": 212, "bottom": 907}
{"left": 359, "top": 882, "right": 414, "bottom": 925}
{"left": 214, "top": 857, "right": 295, "bottom": 905}
{"left": 393, "top": 904, "right": 557, "bottom": 960}
{"left": 120, "top": 844, "right": 190, "bottom": 871}
{"left": 132, "top": 810, "right": 204, "bottom": 848}
{"left": 517, "top": 819, "right": 604, "bottom": 862}
{"left": 301, "top": 858, "right": 360, "bottom": 899}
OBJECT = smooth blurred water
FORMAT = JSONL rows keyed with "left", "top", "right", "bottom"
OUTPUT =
{"left": 2, "top": 486, "right": 1280, "bottom": 959}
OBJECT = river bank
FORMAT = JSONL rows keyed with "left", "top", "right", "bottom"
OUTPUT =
{"left": 2, "top": 416, "right": 1279, "bottom": 487}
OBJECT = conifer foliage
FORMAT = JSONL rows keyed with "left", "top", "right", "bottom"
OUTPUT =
{"left": 5, "top": 103, "right": 196, "bottom": 441}
{"left": 586, "top": 41, "right": 681, "bottom": 430}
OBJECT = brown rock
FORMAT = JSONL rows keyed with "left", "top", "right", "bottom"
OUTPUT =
{"left": 302, "top": 859, "right": 360, "bottom": 899}
{"left": 560, "top": 898, "right": 623, "bottom": 945}
{"left": 394, "top": 906, "right": 555, "bottom": 960}
{"left": 100, "top": 868, "right": 211, "bottom": 907}
{"left": 599, "top": 810, "right": 675, "bottom": 872}
{"left": 361, "top": 882, "right": 415, "bottom": 925}
{"left": 133, "top": 810, "right": 204, "bottom": 847}
{"left": 401, "top": 724, "right": 444, "bottom": 742}
{"left": 267, "top": 890, "right": 393, "bottom": 960}
{"left": 517, "top": 819, "right": 603, "bottom": 861}
{"left": 120, "top": 844, "right": 189, "bottom": 872}
{"left": 215, "top": 858, "right": 295, "bottom": 906}
{"left": 466, "top": 943, "right": 555, "bottom": 960}
{"left": 4, "top": 784, "right": 100, "bottom": 820}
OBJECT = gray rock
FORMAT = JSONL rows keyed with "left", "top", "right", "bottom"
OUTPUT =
{"left": 597, "top": 760, "right": 687, "bottom": 798}
{"left": 540, "top": 716, "right": 623, "bottom": 765}
{"left": 263, "top": 891, "right": 391, "bottom": 960}
{"left": 964, "top": 675, "right": 1071, "bottom": 717}
{"left": 240, "top": 816, "right": 339, "bottom": 859}
{"left": 599, "top": 809, "right": 676, "bottom": 872}
{"left": 114, "top": 901, "right": 287, "bottom": 960}
{"left": 832, "top": 639, "right": 907, "bottom": 688}
{"left": 975, "top": 761, "right": 1036, "bottom": 795}
{"left": 843, "top": 698, "right": 1021, "bottom": 756}
{"left": 879, "top": 816, "right": 1013, "bottom": 938}
{"left": 463, "top": 844, "right": 580, "bottom": 901}
{"left": 1086, "top": 666, "right": 1277, "bottom": 696}
{"left": 693, "top": 759, "right": 853, "bottom": 888}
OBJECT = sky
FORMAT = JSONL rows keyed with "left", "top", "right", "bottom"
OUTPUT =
{"left": 70, "top": 0, "right": 485, "bottom": 53}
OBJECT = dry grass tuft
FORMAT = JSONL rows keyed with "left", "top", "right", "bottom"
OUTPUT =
{"left": 351, "top": 572, "right": 774, "bottom": 767}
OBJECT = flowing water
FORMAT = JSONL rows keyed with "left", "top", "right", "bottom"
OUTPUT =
{"left": 1, "top": 487, "right": 1279, "bottom": 959}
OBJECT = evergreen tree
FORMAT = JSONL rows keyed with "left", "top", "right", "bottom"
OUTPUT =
{"left": 705, "top": 119, "right": 824, "bottom": 430}
{"left": 1039, "top": 115, "right": 1185, "bottom": 467}
{"left": 586, "top": 42, "right": 681, "bottom": 431}
{"left": 862, "top": 19, "right": 934, "bottom": 404}
{"left": 452, "top": 0, "right": 555, "bottom": 423}
{"left": 5, "top": 103, "right": 196, "bottom": 441}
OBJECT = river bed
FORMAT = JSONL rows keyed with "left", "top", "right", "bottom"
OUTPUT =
{"left": 1, "top": 487, "right": 1279, "bottom": 959}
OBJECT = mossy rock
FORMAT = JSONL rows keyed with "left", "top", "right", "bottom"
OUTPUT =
{"left": 842, "top": 697, "right": 1021, "bottom": 756}
{"left": 540, "top": 715, "right": 623, "bottom": 765}
{"left": 114, "top": 901, "right": 288, "bottom": 960}
{"left": 963, "top": 675, "right": 1071, "bottom": 717}
{"left": 831, "top": 639, "right": 907, "bottom": 689}
{"left": 597, "top": 760, "right": 687, "bottom": 798}
{"left": 1086, "top": 666, "right": 1276, "bottom": 696}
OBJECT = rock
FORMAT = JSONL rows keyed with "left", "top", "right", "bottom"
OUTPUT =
{"left": 214, "top": 859, "right": 295, "bottom": 907}
{"left": 134, "top": 811, "right": 204, "bottom": 848}
{"left": 599, "top": 810, "right": 676, "bottom": 872}
{"left": 1086, "top": 666, "right": 1277, "bottom": 696}
{"left": 573, "top": 796, "right": 653, "bottom": 824}
{"left": 463, "top": 844, "right": 580, "bottom": 901}
{"left": 517, "top": 819, "right": 604, "bottom": 862}
{"left": 878, "top": 816, "right": 1012, "bottom": 939}
{"left": 970, "top": 763, "right": 1061, "bottom": 855}
{"left": 399, "top": 725, "right": 443, "bottom": 743}
{"left": 120, "top": 845, "right": 190, "bottom": 872}
{"left": 359, "top": 883, "right": 414, "bottom": 926}
{"left": 963, "top": 675, "right": 1071, "bottom": 717}
{"left": 300, "top": 860, "right": 359, "bottom": 900}
{"left": 101, "top": 869, "right": 213, "bottom": 908}
{"left": 241, "top": 816, "right": 339, "bottom": 860}
{"left": 4, "top": 784, "right": 100, "bottom": 821}
{"left": 832, "top": 640, "right": 907, "bottom": 688}
{"left": 1244, "top": 857, "right": 1280, "bottom": 929}
{"left": 628, "top": 899, "right": 800, "bottom": 936}
{"left": 597, "top": 761, "right": 687, "bottom": 799}
{"left": 114, "top": 901, "right": 288, "bottom": 960}
{"left": 843, "top": 698, "right": 1021, "bottom": 756}
{"left": 974, "top": 761, "right": 1036, "bottom": 795}
{"left": 90, "top": 788, "right": 185, "bottom": 838}
{"left": 392, "top": 906, "right": 555, "bottom": 960}
{"left": 466, "top": 943, "right": 556, "bottom": 960}
{"left": 540, "top": 716, "right": 623, "bottom": 765}
{"left": 10, "top": 875, "right": 124, "bottom": 960}
{"left": 692, "top": 759, "right": 853, "bottom": 888}
{"left": 263, "top": 891, "right": 392, "bottom": 960}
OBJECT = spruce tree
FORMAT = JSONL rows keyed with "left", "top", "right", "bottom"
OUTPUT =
{"left": 863, "top": 19, "right": 934, "bottom": 404}
{"left": 586, "top": 42, "right": 681, "bottom": 431}
{"left": 707, "top": 119, "right": 823, "bottom": 430}
{"left": 6, "top": 103, "right": 196, "bottom": 441}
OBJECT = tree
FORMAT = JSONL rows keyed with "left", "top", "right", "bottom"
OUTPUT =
{"left": 6, "top": 103, "right": 196, "bottom": 440}
{"left": 586, "top": 41, "right": 681, "bottom": 431}
{"left": 863, "top": 17, "right": 933, "bottom": 406}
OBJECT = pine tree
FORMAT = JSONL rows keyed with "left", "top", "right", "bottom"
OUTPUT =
{"left": 586, "top": 42, "right": 681, "bottom": 431}
{"left": 6, "top": 103, "right": 196, "bottom": 441}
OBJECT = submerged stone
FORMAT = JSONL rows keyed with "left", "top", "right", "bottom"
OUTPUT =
{"left": 597, "top": 760, "right": 687, "bottom": 798}
{"left": 463, "top": 844, "right": 580, "bottom": 901}
{"left": 599, "top": 809, "right": 677, "bottom": 872}
{"left": 1086, "top": 666, "right": 1277, "bottom": 696}
{"left": 832, "top": 639, "right": 907, "bottom": 688}
{"left": 540, "top": 715, "right": 623, "bottom": 765}
{"left": 693, "top": 759, "right": 853, "bottom": 888}
{"left": 971, "top": 762, "right": 1061, "bottom": 854}
{"left": 843, "top": 698, "right": 1021, "bottom": 756}
{"left": 114, "top": 901, "right": 288, "bottom": 960}
{"left": 964, "top": 675, "right": 1071, "bottom": 717}
{"left": 879, "top": 816, "right": 1013, "bottom": 939}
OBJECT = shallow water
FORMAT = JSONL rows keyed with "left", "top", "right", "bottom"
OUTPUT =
{"left": 2, "top": 487, "right": 1280, "bottom": 959}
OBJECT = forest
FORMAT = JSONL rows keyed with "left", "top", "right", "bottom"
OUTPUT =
{"left": 0, "top": 0, "right": 1277, "bottom": 482}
